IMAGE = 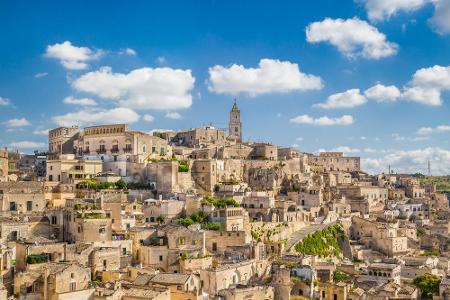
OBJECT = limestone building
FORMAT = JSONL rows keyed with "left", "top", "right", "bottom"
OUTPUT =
{"left": 308, "top": 152, "right": 360, "bottom": 172}
{"left": 0, "top": 149, "right": 7, "bottom": 180}
{"left": 48, "top": 126, "right": 80, "bottom": 157}
{"left": 228, "top": 100, "right": 242, "bottom": 142}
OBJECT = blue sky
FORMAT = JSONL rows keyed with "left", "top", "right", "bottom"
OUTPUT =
{"left": 1, "top": 0, "right": 450, "bottom": 174}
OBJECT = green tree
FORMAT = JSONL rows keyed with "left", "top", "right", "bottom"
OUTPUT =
{"left": 156, "top": 215, "right": 166, "bottom": 224}
{"left": 115, "top": 179, "right": 127, "bottom": 190}
{"left": 413, "top": 273, "right": 441, "bottom": 298}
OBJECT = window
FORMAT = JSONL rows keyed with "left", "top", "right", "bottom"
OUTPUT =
{"left": 159, "top": 255, "right": 163, "bottom": 261}
{"left": 70, "top": 282, "right": 76, "bottom": 292}
{"left": 70, "top": 273, "right": 74, "bottom": 279}
{"left": 27, "top": 201, "right": 33, "bottom": 211}
{"left": 99, "top": 226, "right": 106, "bottom": 234}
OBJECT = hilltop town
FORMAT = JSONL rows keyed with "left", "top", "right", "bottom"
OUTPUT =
{"left": 0, "top": 102, "right": 449, "bottom": 300}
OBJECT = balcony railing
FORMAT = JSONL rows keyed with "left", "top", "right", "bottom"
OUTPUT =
{"left": 97, "top": 149, "right": 107, "bottom": 154}
{"left": 123, "top": 147, "right": 133, "bottom": 153}
{"left": 111, "top": 148, "right": 119, "bottom": 153}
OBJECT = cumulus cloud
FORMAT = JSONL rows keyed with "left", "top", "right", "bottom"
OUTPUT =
{"left": 33, "top": 128, "right": 51, "bottom": 135}
{"left": 0, "top": 97, "right": 11, "bottom": 106}
{"left": 207, "top": 58, "right": 323, "bottom": 96}
{"left": 364, "top": 84, "right": 401, "bottom": 102}
{"left": 315, "top": 89, "right": 367, "bottom": 109}
{"left": 357, "top": 0, "right": 431, "bottom": 22}
{"left": 165, "top": 112, "right": 182, "bottom": 119}
{"left": 8, "top": 141, "right": 46, "bottom": 149}
{"left": 4, "top": 118, "right": 31, "bottom": 127}
{"left": 417, "top": 125, "right": 450, "bottom": 135}
{"left": 362, "top": 147, "right": 450, "bottom": 175}
{"left": 63, "top": 96, "right": 97, "bottom": 106}
{"left": 290, "top": 114, "right": 354, "bottom": 126}
{"left": 430, "top": 0, "right": 450, "bottom": 34}
{"left": 358, "top": 0, "right": 450, "bottom": 35}
{"left": 402, "top": 64, "right": 450, "bottom": 106}
{"left": 45, "top": 41, "right": 103, "bottom": 70}
{"left": 305, "top": 18, "right": 398, "bottom": 59}
{"left": 143, "top": 114, "right": 155, "bottom": 122}
{"left": 72, "top": 66, "right": 195, "bottom": 110}
{"left": 52, "top": 107, "right": 140, "bottom": 126}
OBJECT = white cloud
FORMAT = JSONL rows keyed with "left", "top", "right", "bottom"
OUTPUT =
{"left": 357, "top": 0, "right": 431, "bottom": 22}
{"left": 358, "top": 0, "right": 450, "bottom": 35}
{"left": 124, "top": 48, "right": 137, "bottom": 56}
{"left": 143, "top": 114, "right": 155, "bottom": 122}
{"left": 290, "top": 114, "right": 354, "bottom": 126}
{"left": 296, "top": 137, "right": 303, "bottom": 141}
{"left": 33, "top": 128, "right": 51, "bottom": 135}
{"left": 4, "top": 118, "right": 31, "bottom": 127}
{"left": 323, "top": 146, "right": 361, "bottom": 154}
{"left": 364, "top": 147, "right": 378, "bottom": 153}
{"left": 72, "top": 66, "right": 195, "bottom": 110}
{"left": 45, "top": 41, "right": 103, "bottom": 70}
{"left": 165, "top": 112, "right": 182, "bottom": 119}
{"left": 63, "top": 96, "right": 97, "bottom": 106}
{"left": 156, "top": 56, "right": 166, "bottom": 64}
{"left": 52, "top": 107, "right": 140, "bottom": 127}
{"left": 315, "top": 89, "right": 367, "bottom": 109}
{"left": 34, "top": 72, "right": 48, "bottom": 78}
{"left": 362, "top": 147, "right": 450, "bottom": 175}
{"left": 402, "top": 87, "right": 441, "bottom": 106}
{"left": 430, "top": 0, "right": 450, "bottom": 34}
{"left": 0, "top": 97, "right": 11, "bottom": 106}
{"left": 364, "top": 84, "right": 401, "bottom": 102}
{"left": 306, "top": 17, "right": 398, "bottom": 59}
{"left": 8, "top": 141, "right": 46, "bottom": 149}
{"left": 392, "top": 133, "right": 429, "bottom": 141}
{"left": 402, "top": 64, "right": 450, "bottom": 106}
{"left": 417, "top": 125, "right": 450, "bottom": 135}
{"left": 207, "top": 58, "right": 323, "bottom": 96}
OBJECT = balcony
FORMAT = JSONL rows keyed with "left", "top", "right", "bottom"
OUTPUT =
{"left": 111, "top": 147, "right": 120, "bottom": 154}
{"left": 83, "top": 149, "right": 90, "bottom": 154}
{"left": 123, "top": 147, "right": 133, "bottom": 153}
{"left": 97, "top": 148, "right": 106, "bottom": 154}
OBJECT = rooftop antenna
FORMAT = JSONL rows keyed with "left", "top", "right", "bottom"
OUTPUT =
{"left": 388, "top": 164, "right": 391, "bottom": 174}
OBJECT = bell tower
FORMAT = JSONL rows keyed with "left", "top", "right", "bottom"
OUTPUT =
{"left": 228, "top": 99, "right": 242, "bottom": 142}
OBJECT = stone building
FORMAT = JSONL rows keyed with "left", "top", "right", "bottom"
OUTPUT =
{"left": 308, "top": 152, "right": 360, "bottom": 172}
{"left": 249, "top": 143, "right": 278, "bottom": 161}
{"left": 46, "top": 154, "right": 103, "bottom": 183}
{"left": 0, "top": 149, "right": 8, "bottom": 181}
{"left": 65, "top": 209, "right": 113, "bottom": 243}
{"left": 48, "top": 126, "right": 80, "bottom": 157}
{"left": 228, "top": 101, "right": 242, "bottom": 142}
{"left": 0, "top": 181, "right": 46, "bottom": 214}
{"left": 173, "top": 126, "right": 225, "bottom": 148}
{"left": 14, "top": 262, "right": 92, "bottom": 299}
{"left": 350, "top": 217, "right": 409, "bottom": 257}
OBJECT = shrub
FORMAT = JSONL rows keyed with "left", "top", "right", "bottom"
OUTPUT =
{"left": 413, "top": 273, "right": 441, "bottom": 298}
{"left": 333, "top": 271, "right": 351, "bottom": 283}
{"left": 178, "top": 161, "right": 189, "bottom": 172}
{"left": 115, "top": 180, "right": 127, "bottom": 189}
{"left": 27, "top": 254, "right": 49, "bottom": 264}
{"left": 294, "top": 224, "right": 344, "bottom": 258}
